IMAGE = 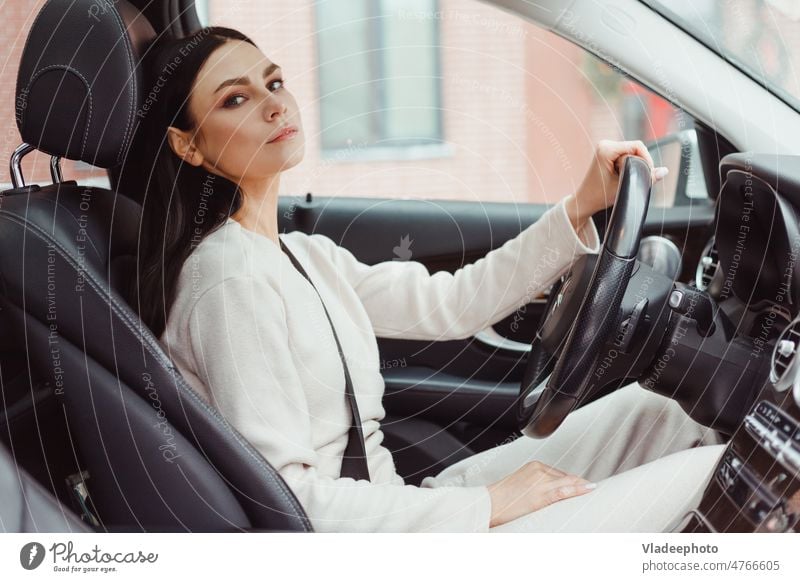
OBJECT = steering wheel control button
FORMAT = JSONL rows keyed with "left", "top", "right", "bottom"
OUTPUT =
{"left": 669, "top": 289, "right": 683, "bottom": 309}
{"left": 668, "top": 284, "right": 717, "bottom": 335}
{"left": 614, "top": 298, "right": 648, "bottom": 353}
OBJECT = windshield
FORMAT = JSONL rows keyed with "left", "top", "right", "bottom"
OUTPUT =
{"left": 642, "top": 0, "right": 800, "bottom": 112}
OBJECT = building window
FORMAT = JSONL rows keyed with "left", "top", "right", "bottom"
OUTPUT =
{"left": 314, "top": 0, "right": 443, "bottom": 157}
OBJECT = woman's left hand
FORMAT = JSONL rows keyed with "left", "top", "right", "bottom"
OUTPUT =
{"left": 565, "top": 139, "right": 669, "bottom": 231}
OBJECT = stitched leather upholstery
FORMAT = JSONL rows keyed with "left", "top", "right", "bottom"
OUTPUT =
{"left": 1, "top": 0, "right": 313, "bottom": 532}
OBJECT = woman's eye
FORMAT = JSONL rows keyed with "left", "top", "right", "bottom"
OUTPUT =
{"left": 267, "top": 78, "right": 284, "bottom": 92}
{"left": 222, "top": 94, "right": 246, "bottom": 108}
{"left": 222, "top": 80, "right": 284, "bottom": 108}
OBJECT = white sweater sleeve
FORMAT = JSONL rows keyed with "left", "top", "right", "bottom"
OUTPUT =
{"left": 187, "top": 275, "right": 493, "bottom": 532}
{"left": 313, "top": 197, "right": 601, "bottom": 340}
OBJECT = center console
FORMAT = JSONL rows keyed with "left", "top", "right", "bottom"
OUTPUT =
{"left": 681, "top": 319, "right": 800, "bottom": 532}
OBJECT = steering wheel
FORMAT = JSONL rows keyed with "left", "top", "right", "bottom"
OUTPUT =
{"left": 516, "top": 156, "right": 653, "bottom": 438}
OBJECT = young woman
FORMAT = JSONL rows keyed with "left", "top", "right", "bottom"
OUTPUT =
{"left": 134, "top": 27, "right": 725, "bottom": 533}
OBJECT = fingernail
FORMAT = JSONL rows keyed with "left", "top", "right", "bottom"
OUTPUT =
{"left": 654, "top": 167, "right": 669, "bottom": 180}
{"left": 583, "top": 482, "right": 598, "bottom": 490}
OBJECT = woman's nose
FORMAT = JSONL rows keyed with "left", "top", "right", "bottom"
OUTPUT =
{"left": 262, "top": 94, "right": 287, "bottom": 121}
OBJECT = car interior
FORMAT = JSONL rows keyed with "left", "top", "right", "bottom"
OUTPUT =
{"left": 1, "top": 0, "right": 799, "bottom": 533}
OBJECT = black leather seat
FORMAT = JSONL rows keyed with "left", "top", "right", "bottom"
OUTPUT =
{"left": 0, "top": 0, "right": 312, "bottom": 532}
{"left": 0, "top": 441, "right": 90, "bottom": 532}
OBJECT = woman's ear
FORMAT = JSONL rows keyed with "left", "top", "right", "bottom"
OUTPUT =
{"left": 166, "top": 126, "right": 204, "bottom": 166}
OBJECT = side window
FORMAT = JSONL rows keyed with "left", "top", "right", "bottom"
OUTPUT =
{"left": 203, "top": 1, "right": 710, "bottom": 207}
{"left": 315, "top": 0, "right": 443, "bottom": 156}
{"left": 581, "top": 54, "right": 707, "bottom": 207}
{"left": 0, "top": 1, "right": 707, "bottom": 203}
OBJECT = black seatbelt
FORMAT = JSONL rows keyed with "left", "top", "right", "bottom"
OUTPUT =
{"left": 279, "top": 239, "right": 372, "bottom": 482}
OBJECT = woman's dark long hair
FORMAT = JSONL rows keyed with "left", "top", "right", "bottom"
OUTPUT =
{"left": 130, "top": 27, "right": 256, "bottom": 338}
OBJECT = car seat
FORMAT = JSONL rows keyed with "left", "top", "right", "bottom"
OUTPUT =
{"left": 0, "top": 440, "right": 91, "bottom": 532}
{"left": 0, "top": 0, "right": 312, "bottom": 532}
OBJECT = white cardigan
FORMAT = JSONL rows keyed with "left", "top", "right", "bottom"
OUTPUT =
{"left": 159, "top": 198, "right": 600, "bottom": 532}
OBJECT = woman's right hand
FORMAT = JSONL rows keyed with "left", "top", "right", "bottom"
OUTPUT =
{"left": 486, "top": 460, "right": 597, "bottom": 528}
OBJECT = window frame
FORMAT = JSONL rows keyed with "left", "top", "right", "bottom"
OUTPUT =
{"left": 640, "top": 0, "right": 800, "bottom": 114}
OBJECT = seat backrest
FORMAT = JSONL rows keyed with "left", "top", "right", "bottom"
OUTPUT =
{"left": 0, "top": 0, "right": 312, "bottom": 532}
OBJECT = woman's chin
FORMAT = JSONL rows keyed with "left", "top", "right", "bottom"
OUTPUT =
{"left": 281, "top": 143, "right": 306, "bottom": 170}
{"left": 247, "top": 145, "right": 304, "bottom": 174}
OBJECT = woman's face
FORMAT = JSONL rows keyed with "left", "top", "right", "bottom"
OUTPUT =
{"left": 172, "top": 40, "right": 305, "bottom": 183}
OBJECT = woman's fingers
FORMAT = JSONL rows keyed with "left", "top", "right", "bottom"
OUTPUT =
{"left": 525, "top": 460, "right": 593, "bottom": 494}
{"left": 546, "top": 475, "right": 597, "bottom": 506}
{"left": 607, "top": 140, "right": 652, "bottom": 173}
{"left": 525, "top": 459, "right": 570, "bottom": 479}
{"left": 541, "top": 464, "right": 568, "bottom": 478}
{"left": 487, "top": 462, "right": 599, "bottom": 525}
{"left": 625, "top": 139, "right": 655, "bottom": 172}
{"left": 610, "top": 140, "right": 671, "bottom": 185}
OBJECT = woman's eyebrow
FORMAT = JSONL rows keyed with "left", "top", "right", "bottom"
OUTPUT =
{"left": 213, "top": 62, "right": 281, "bottom": 94}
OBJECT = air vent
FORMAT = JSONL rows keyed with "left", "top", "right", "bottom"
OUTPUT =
{"left": 770, "top": 318, "right": 800, "bottom": 390}
{"left": 695, "top": 237, "right": 719, "bottom": 291}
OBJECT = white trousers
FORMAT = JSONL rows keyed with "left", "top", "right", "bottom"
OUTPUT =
{"left": 420, "top": 382, "right": 727, "bottom": 532}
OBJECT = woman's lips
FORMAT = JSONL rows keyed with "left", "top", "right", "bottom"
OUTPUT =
{"left": 268, "top": 126, "right": 298, "bottom": 143}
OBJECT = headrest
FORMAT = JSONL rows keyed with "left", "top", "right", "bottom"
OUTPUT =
{"left": 15, "top": 0, "right": 156, "bottom": 169}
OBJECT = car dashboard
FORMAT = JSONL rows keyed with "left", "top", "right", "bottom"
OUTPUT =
{"left": 682, "top": 153, "right": 800, "bottom": 532}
